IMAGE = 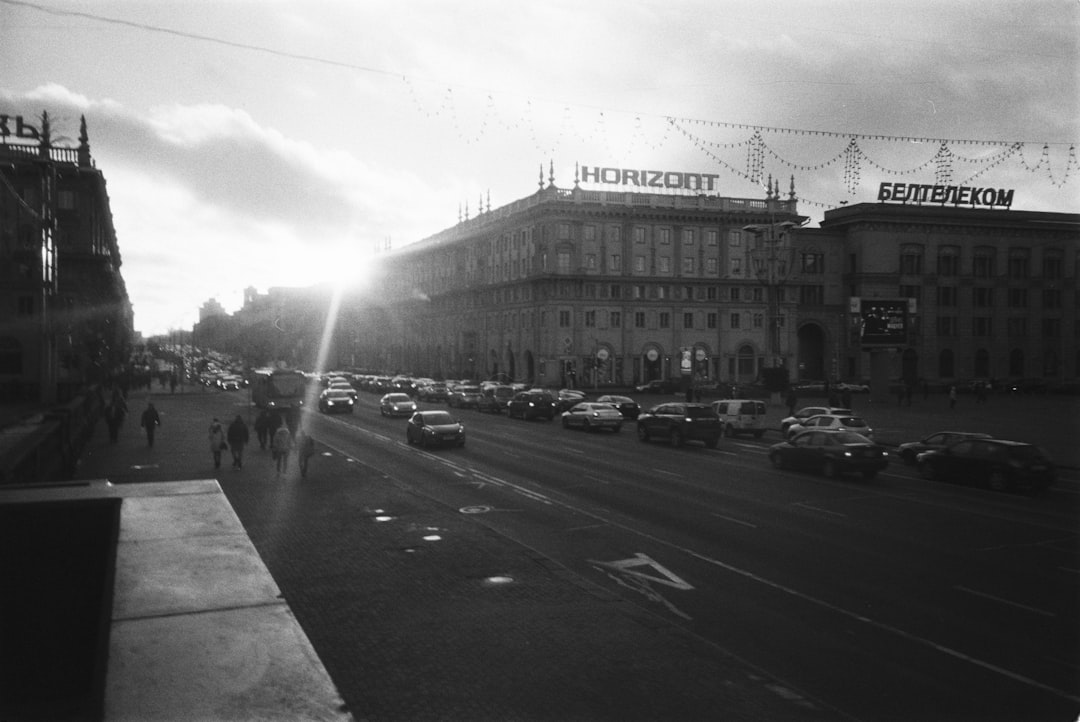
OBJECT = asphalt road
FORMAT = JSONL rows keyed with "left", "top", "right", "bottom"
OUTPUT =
{"left": 76, "top": 386, "right": 1080, "bottom": 721}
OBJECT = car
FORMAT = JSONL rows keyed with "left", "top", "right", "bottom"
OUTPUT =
{"left": 917, "top": 438, "right": 1056, "bottom": 493}
{"left": 417, "top": 383, "right": 449, "bottom": 402}
{"left": 379, "top": 392, "right": 417, "bottom": 417}
{"left": 507, "top": 390, "right": 558, "bottom": 420}
{"left": 780, "top": 406, "right": 854, "bottom": 433}
{"left": 476, "top": 385, "right": 515, "bottom": 413}
{"left": 595, "top": 394, "right": 641, "bottom": 420}
{"left": 555, "top": 388, "right": 587, "bottom": 412}
{"left": 447, "top": 385, "right": 482, "bottom": 409}
{"left": 327, "top": 379, "right": 358, "bottom": 401}
{"left": 769, "top": 430, "right": 889, "bottom": 480}
{"left": 405, "top": 410, "right": 465, "bottom": 448}
{"left": 635, "top": 379, "right": 678, "bottom": 394}
{"left": 217, "top": 374, "right": 242, "bottom": 391}
{"left": 786, "top": 413, "right": 874, "bottom": 440}
{"left": 897, "top": 431, "right": 992, "bottom": 465}
{"left": 318, "top": 388, "right": 355, "bottom": 414}
{"left": 711, "top": 399, "right": 768, "bottom": 438}
{"left": 561, "top": 402, "right": 624, "bottom": 432}
{"left": 636, "top": 402, "right": 722, "bottom": 448}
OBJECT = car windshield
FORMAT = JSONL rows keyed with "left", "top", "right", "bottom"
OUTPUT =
{"left": 386, "top": 394, "right": 410, "bottom": 402}
{"left": 327, "top": 390, "right": 350, "bottom": 397}
{"left": 685, "top": 406, "right": 718, "bottom": 419}
{"left": 424, "top": 411, "right": 455, "bottom": 425}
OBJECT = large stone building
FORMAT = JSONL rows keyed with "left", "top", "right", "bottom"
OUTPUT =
{"left": 0, "top": 112, "right": 133, "bottom": 403}
{"left": 365, "top": 171, "right": 1078, "bottom": 392}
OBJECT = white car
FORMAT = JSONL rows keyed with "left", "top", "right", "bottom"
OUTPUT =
{"left": 786, "top": 414, "right": 874, "bottom": 440}
{"left": 379, "top": 393, "right": 417, "bottom": 417}
{"left": 780, "top": 406, "right": 853, "bottom": 433}
{"left": 561, "top": 402, "right": 624, "bottom": 432}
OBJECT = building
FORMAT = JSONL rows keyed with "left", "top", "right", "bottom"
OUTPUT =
{"left": 0, "top": 112, "right": 133, "bottom": 404}
{"left": 366, "top": 170, "right": 1078, "bottom": 393}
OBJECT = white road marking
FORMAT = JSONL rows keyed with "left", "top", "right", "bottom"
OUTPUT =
{"left": 953, "top": 585, "right": 1057, "bottom": 618}
{"left": 792, "top": 502, "right": 847, "bottom": 518}
{"left": 710, "top": 512, "right": 758, "bottom": 529}
{"left": 651, "top": 468, "right": 684, "bottom": 479}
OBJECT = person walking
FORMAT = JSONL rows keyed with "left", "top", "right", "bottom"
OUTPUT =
{"left": 104, "top": 388, "right": 127, "bottom": 442}
{"left": 271, "top": 423, "right": 292, "bottom": 476}
{"left": 140, "top": 402, "right": 161, "bottom": 447}
{"left": 208, "top": 418, "right": 227, "bottom": 469}
{"left": 785, "top": 388, "right": 798, "bottom": 417}
{"left": 296, "top": 428, "right": 316, "bottom": 480}
{"left": 254, "top": 408, "right": 271, "bottom": 450}
{"left": 227, "top": 414, "right": 250, "bottom": 470}
{"left": 949, "top": 385, "right": 958, "bottom": 409}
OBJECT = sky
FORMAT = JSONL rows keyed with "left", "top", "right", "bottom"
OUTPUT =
{"left": 1, "top": 0, "right": 1077, "bottom": 337}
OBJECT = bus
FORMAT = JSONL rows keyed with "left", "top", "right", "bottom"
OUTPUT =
{"left": 250, "top": 368, "right": 308, "bottom": 410}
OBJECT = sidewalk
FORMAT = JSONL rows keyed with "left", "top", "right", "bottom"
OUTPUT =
{"left": 66, "top": 388, "right": 846, "bottom": 721}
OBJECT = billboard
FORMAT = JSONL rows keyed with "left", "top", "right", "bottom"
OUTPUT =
{"left": 852, "top": 298, "right": 910, "bottom": 347}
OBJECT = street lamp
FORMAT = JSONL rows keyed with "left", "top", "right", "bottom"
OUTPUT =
{"left": 743, "top": 220, "right": 800, "bottom": 369}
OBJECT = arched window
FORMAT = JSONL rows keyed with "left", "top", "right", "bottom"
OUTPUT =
{"left": 938, "top": 348, "right": 954, "bottom": 378}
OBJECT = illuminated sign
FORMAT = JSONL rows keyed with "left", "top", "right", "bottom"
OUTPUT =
{"left": 852, "top": 297, "right": 910, "bottom": 347}
{"left": 877, "top": 182, "right": 1014, "bottom": 209}
{"left": 580, "top": 165, "right": 721, "bottom": 191}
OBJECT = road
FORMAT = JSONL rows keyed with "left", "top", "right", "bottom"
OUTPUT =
{"left": 303, "top": 392, "right": 1080, "bottom": 722}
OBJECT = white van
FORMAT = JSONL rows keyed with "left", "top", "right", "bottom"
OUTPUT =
{"left": 710, "top": 399, "right": 768, "bottom": 438}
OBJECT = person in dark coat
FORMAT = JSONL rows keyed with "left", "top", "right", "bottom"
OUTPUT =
{"left": 254, "top": 409, "right": 271, "bottom": 450}
{"left": 785, "top": 388, "right": 798, "bottom": 416}
{"left": 227, "top": 414, "right": 250, "bottom": 469}
{"left": 140, "top": 402, "right": 161, "bottom": 447}
{"left": 104, "top": 388, "right": 127, "bottom": 442}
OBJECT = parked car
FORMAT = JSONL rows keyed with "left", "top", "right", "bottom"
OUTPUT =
{"left": 447, "top": 385, "right": 482, "bottom": 409}
{"left": 897, "top": 431, "right": 992, "bottom": 465}
{"left": 561, "top": 402, "right": 624, "bottom": 432}
{"left": 711, "top": 399, "right": 768, "bottom": 438}
{"left": 635, "top": 379, "right": 678, "bottom": 394}
{"left": 769, "top": 430, "right": 889, "bottom": 480}
{"left": 507, "top": 390, "right": 558, "bottom": 421}
{"left": 476, "top": 385, "right": 515, "bottom": 413}
{"left": 217, "top": 374, "right": 242, "bottom": 391}
{"left": 636, "top": 402, "right": 722, "bottom": 448}
{"left": 405, "top": 410, "right": 465, "bottom": 448}
{"left": 595, "top": 394, "right": 641, "bottom": 420}
{"left": 417, "top": 383, "right": 449, "bottom": 402}
{"left": 786, "top": 414, "right": 874, "bottom": 440}
{"left": 318, "top": 388, "right": 355, "bottom": 414}
{"left": 780, "top": 406, "right": 853, "bottom": 433}
{"left": 917, "top": 438, "right": 1056, "bottom": 493}
{"left": 555, "top": 388, "right": 587, "bottom": 412}
{"left": 379, "top": 392, "right": 417, "bottom": 417}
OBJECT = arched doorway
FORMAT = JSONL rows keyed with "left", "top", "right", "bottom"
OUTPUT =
{"left": 796, "top": 323, "right": 826, "bottom": 379}
{"left": 736, "top": 344, "right": 756, "bottom": 383}
{"left": 642, "top": 345, "right": 663, "bottom": 382}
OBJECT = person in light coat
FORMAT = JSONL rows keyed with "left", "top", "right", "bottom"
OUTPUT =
{"left": 208, "top": 418, "right": 227, "bottom": 469}
{"left": 271, "top": 422, "right": 292, "bottom": 476}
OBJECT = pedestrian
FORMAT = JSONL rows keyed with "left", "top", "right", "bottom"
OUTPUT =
{"left": 140, "top": 402, "right": 161, "bottom": 447}
{"left": 272, "top": 423, "right": 292, "bottom": 476}
{"left": 227, "top": 414, "right": 249, "bottom": 470}
{"left": 104, "top": 388, "right": 127, "bottom": 442}
{"left": 949, "top": 385, "right": 958, "bottom": 409}
{"left": 296, "top": 428, "right": 316, "bottom": 479}
{"left": 785, "top": 388, "right": 797, "bottom": 416}
{"left": 254, "top": 408, "right": 271, "bottom": 450}
{"left": 169, "top": 372, "right": 178, "bottom": 394}
{"left": 208, "top": 417, "right": 227, "bottom": 469}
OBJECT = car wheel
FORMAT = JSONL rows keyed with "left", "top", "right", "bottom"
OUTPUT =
{"left": 637, "top": 424, "right": 650, "bottom": 443}
{"left": 770, "top": 452, "right": 785, "bottom": 469}
{"left": 823, "top": 460, "right": 840, "bottom": 478}
{"left": 724, "top": 424, "right": 735, "bottom": 438}
{"left": 987, "top": 470, "right": 1010, "bottom": 492}
{"left": 669, "top": 429, "right": 683, "bottom": 447}
{"left": 380, "top": 408, "right": 386, "bottom": 416}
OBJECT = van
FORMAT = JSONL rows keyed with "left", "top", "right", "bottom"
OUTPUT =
{"left": 710, "top": 399, "right": 768, "bottom": 438}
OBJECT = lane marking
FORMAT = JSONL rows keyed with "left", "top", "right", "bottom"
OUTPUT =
{"left": 953, "top": 586, "right": 1057, "bottom": 618}
{"left": 792, "top": 502, "right": 847, "bottom": 518}
{"left": 710, "top": 512, "right": 758, "bottom": 529}
{"left": 652, "top": 468, "right": 684, "bottom": 479}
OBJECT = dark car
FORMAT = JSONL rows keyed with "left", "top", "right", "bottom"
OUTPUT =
{"left": 635, "top": 379, "right": 678, "bottom": 394}
{"left": 476, "top": 385, "right": 515, "bottom": 413}
{"left": 897, "top": 431, "right": 992, "bottom": 465}
{"left": 318, "top": 388, "right": 355, "bottom": 414}
{"left": 769, "top": 430, "right": 889, "bottom": 480}
{"left": 917, "top": 438, "right": 1056, "bottom": 493}
{"left": 417, "top": 383, "right": 449, "bottom": 402}
{"left": 636, "top": 402, "right": 722, "bottom": 448}
{"left": 555, "top": 388, "right": 587, "bottom": 412}
{"left": 595, "top": 394, "right": 641, "bottom": 420}
{"left": 447, "top": 385, "right": 482, "bottom": 409}
{"left": 507, "top": 390, "right": 558, "bottom": 421}
{"left": 406, "top": 410, "right": 465, "bottom": 448}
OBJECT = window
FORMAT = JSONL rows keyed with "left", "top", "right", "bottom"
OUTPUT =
{"left": 557, "top": 251, "right": 571, "bottom": 273}
{"left": 657, "top": 285, "right": 668, "bottom": 299}
{"left": 1043, "top": 289, "right": 1062, "bottom": 309}
{"left": 682, "top": 228, "right": 695, "bottom": 245}
{"left": 900, "top": 249, "right": 923, "bottom": 275}
{"left": 634, "top": 312, "right": 646, "bottom": 328}
{"left": 1043, "top": 251, "right": 1064, "bottom": 279}
{"left": 584, "top": 224, "right": 596, "bottom": 241}
{"left": 706, "top": 313, "right": 717, "bottom": 329}
{"left": 659, "top": 312, "right": 670, "bottom": 328}
{"left": 1042, "top": 318, "right": 1061, "bottom": 338}
{"left": 609, "top": 226, "right": 621, "bottom": 243}
{"left": 658, "top": 256, "right": 671, "bottom": 273}
{"left": 58, "top": 190, "right": 76, "bottom": 210}
{"left": 1007, "top": 288, "right": 1028, "bottom": 308}
{"left": 938, "top": 247, "right": 960, "bottom": 276}
{"left": 973, "top": 250, "right": 995, "bottom": 278}
{"left": 730, "top": 287, "right": 740, "bottom": 302}
{"left": 659, "top": 228, "right": 671, "bottom": 245}
{"left": 972, "top": 317, "right": 993, "bottom": 336}
{"left": 706, "top": 286, "right": 717, "bottom": 301}
{"left": 610, "top": 311, "right": 621, "bottom": 328}
{"left": 609, "top": 284, "right": 621, "bottom": 299}
{"left": 559, "top": 310, "right": 571, "bottom": 327}
{"left": 706, "top": 258, "right": 717, "bottom": 274}
{"left": 973, "top": 287, "right": 994, "bottom": 307}
{"left": 585, "top": 253, "right": 597, "bottom": 270}
{"left": 1007, "top": 317, "right": 1027, "bottom": 336}
{"left": 753, "top": 313, "right": 763, "bottom": 328}
{"left": 936, "top": 316, "right": 958, "bottom": 335}
{"left": 752, "top": 287, "right": 763, "bottom": 302}
{"left": 557, "top": 223, "right": 570, "bottom": 239}
{"left": 707, "top": 230, "right": 718, "bottom": 246}
{"left": 936, "top": 286, "right": 958, "bottom": 307}
{"left": 800, "top": 285, "right": 824, "bottom": 305}
{"left": 683, "top": 312, "right": 694, "bottom": 328}
{"left": 634, "top": 227, "right": 646, "bottom": 244}
{"left": 801, "top": 253, "right": 824, "bottom": 274}
{"left": 728, "top": 230, "right": 742, "bottom": 247}
{"left": 609, "top": 254, "right": 621, "bottom": 272}
{"left": 730, "top": 313, "right": 741, "bottom": 329}
{"left": 634, "top": 255, "right": 646, "bottom": 272}
{"left": 682, "top": 257, "right": 695, "bottom": 274}
{"left": 585, "top": 284, "right": 597, "bottom": 298}
{"left": 634, "top": 284, "right": 645, "bottom": 299}
{"left": 730, "top": 258, "right": 742, "bottom": 276}
{"left": 1008, "top": 251, "right": 1029, "bottom": 279}
{"left": 899, "top": 285, "right": 920, "bottom": 304}
{"left": 584, "top": 310, "right": 596, "bottom": 327}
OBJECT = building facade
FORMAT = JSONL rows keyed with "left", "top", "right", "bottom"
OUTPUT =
{"left": 0, "top": 112, "right": 133, "bottom": 403}
{"left": 366, "top": 177, "right": 1078, "bottom": 392}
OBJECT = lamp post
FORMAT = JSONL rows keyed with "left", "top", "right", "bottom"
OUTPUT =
{"left": 744, "top": 220, "right": 799, "bottom": 370}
